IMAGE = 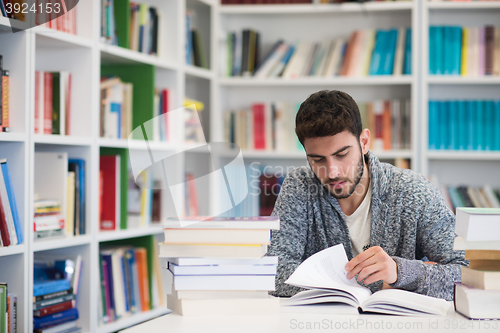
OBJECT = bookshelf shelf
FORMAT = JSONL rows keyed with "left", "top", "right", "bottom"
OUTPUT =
{"left": 427, "top": 76, "right": 500, "bottom": 85}
{"left": 35, "top": 28, "right": 94, "bottom": 49}
{"left": 98, "top": 138, "right": 180, "bottom": 151}
{"left": 32, "top": 235, "right": 92, "bottom": 252}
{"left": 427, "top": 2, "right": 500, "bottom": 10}
{"left": 0, "top": 16, "right": 28, "bottom": 32}
{"left": 218, "top": 76, "right": 413, "bottom": 87}
{"left": 99, "top": 43, "right": 177, "bottom": 71}
{"left": 33, "top": 134, "right": 93, "bottom": 146}
{"left": 0, "top": 244, "right": 25, "bottom": 257}
{"left": 96, "top": 307, "right": 171, "bottom": 333}
{"left": 219, "top": 2, "right": 413, "bottom": 15}
{"left": 0, "top": 132, "right": 26, "bottom": 142}
{"left": 97, "top": 226, "right": 165, "bottom": 243}
{"left": 426, "top": 151, "right": 500, "bottom": 161}
{"left": 184, "top": 64, "right": 214, "bottom": 80}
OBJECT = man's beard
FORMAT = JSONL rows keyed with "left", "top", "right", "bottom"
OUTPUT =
{"left": 327, "top": 151, "right": 365, "bottom": 200}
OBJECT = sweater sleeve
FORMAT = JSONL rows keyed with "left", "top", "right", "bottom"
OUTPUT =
{"left": 267, "top": 169, "right": 310, "bottom": 297}
{"left": 389, "top": 177, "right": 468, "bottom": 301}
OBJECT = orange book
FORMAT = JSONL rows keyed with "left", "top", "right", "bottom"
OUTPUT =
{"left": 340, "top": 31, "right": 358, "bottom": 76}
{"left": 135, "top": 248, "right": 151, "bottom": 311}
{"left": 382, "top": 101, "right": 392, "bottom": 150}
{"left": 346, "top": 30, "right": 365, "bottom": 77}
{"left": 2, "top": 71, "right": 9, "bottom": 132}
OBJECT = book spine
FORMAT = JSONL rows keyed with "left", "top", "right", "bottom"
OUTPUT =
{"left": 33, "top": 300, "right": 74, "bottom": 317}
{"left": 33, "top": 288, "right": 72, "bottom": 302}
{"left": 33, "top": 294, "right": 76, "bottom": 311}
{"left": 44, "top": 73, "right": 53, "bottom": 134}
{"left": 33, "top": 308, "right": 78, "bottom": 330}
{"left": 2, "top": 71, "right": 8, "bottom": 132}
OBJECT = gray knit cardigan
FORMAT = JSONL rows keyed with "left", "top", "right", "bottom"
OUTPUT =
{"left": 268, "top": 151, "right": 468, "bottom": 300}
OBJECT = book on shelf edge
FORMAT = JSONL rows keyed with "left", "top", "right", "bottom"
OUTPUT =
{"left": 283, "top": 244, "right": 451, "bottom": 316}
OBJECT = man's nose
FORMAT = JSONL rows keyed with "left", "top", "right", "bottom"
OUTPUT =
{"left": 326, "top": 159, "right": 340, "bottom": 179}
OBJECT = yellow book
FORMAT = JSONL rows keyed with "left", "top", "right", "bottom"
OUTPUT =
{"left": 66, "top": 172, "right": 75, "bottom": 236}
{"left": 184, "top": 98, "right": 204, "bottom": 112}
{"left": 461, "top": 28, "right": 468, "bottom": 76}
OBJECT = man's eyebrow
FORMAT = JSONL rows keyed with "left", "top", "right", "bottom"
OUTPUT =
{"left": 307, "top": 146, "right": 351, "bottom": 158}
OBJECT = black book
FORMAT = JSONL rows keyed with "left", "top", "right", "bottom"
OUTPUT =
{"left": 230, "top": 32, "right": 237, "bottom": 76}
{"left": 457, "top": 186, "right": 475, "bottom": 208}
{"left": 150, "top": 7, "right": 158, "bottom": 56}
{"left": 240, "top": 29, "right": 250, "bottom": 76}
{"left": 253, "top": 31, "right": 260, "bottom": 75}
{"left": 33, "top": 294, "right": 76, "bottom": 311}
{"left": 33, "top": 288, "right": 73, "bottom": 302}
{"left": 191, "top": 30, "right": 201, "bottom": 67}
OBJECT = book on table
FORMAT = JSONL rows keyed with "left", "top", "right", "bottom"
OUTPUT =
{"left": 282, "top": 244, "right": 451, "bottom": 316}
{"left": 454, "top": 282, "right": 500, "bottom": 320}
{"left": 455, "top": 207, "right": 500, "bottom": 242}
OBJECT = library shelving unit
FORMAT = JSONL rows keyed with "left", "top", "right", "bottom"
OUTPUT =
{"left": 420, "top": 1, "right": 500, "bottom": 189}
{"left": 210, "top": 0, "right": 420, "bottom": 216}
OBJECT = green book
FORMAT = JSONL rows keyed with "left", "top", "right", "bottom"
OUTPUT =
{"left": 0, "top": 283, "right": 6, "bottom": 333}
{"left": 51, "top": 72, "right": 61, "bottom": 135}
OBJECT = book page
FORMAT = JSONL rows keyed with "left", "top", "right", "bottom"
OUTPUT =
{"left": 285, "top": 244, "right": 371, "bottom": 304}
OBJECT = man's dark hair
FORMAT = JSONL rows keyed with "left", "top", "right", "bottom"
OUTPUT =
{"left": 295, "top": 90, "right": 362, "bottom": 145}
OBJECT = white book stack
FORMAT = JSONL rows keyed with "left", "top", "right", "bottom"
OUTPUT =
{"left": 159, "top": 216, "right": 281, "bottom": 316}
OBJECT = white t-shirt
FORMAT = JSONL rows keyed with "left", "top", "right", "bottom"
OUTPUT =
{"left": 344, "top": 180, "right": 372, "bottom": 258}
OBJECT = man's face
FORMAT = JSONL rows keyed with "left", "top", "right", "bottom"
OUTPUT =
{"left": 304, "top": 131, "right": 365, "bottom": 199}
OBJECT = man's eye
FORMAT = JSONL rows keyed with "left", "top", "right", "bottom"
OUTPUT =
{"left": 337, "top": 153, "right": 347, "bottom": 158}
{"left": 312, "top": 158, "right": 323, "bottom": 163}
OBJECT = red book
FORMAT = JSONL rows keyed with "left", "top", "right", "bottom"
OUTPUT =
{"left": 161, "top": 89, "right": 169, "bottom": 141}
{"left": 33, "top": 300, "right": 75, "bottom": 317}
{"left": 35, "top": 71, "right": 40, "bottom": 134}
{"left": 382, "top": 100, "right": 392, "bottom": 150}
{"left": 252, "top": 103, "right": 266, "bottom": 150}
{"left": 0, "top": 191, "right": 11, "bottom": 246}
{"left": 44, "top": 73, "right": 53, "bottom": 134}
{"left": 99, "top": 155, "right": 120, "bottom": 230}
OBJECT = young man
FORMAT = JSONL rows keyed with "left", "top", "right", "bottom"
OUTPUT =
{"left": 268, "top": 90, "right": 467, "bottom": 301}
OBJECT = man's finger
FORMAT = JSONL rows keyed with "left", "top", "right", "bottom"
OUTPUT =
{"left": 356, "top": 262, "right": 384, "bottom": 282}
{"left": 346, "top": 256, "right": 379, "bottom": 279}
{"left": 345, "top": 246, "right": 380, "bottom": 271}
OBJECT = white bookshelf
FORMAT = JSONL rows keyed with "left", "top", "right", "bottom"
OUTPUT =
{"left": 420, "top": 0, "right": 500, "bottom": 187}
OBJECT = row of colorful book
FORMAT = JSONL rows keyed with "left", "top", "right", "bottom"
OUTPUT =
{"left": 34, "top": 152, "right": 86, "bottom": 240}
{"left": 186, "top": 10, "right": 208, "bottom": 68}
{"left": 100, "top": 0, "right": 159, "bottom": 56}
{"left": 0, "top": 56, "right": 9, "bottom": 133}
{"left": 0, "top": 159, "right": 22, "bottom": 247}
{"left": 34, "top": 71, "right": 72, "bottom": 135}
{"left": 0, "top": 283, "right": 16, "bottom": 333}
{"left": 428, "top": 100, "right": 500, "bottom": 151}
{"left": 37, "top": 0, "right": 78, "bottom": 35}
{"left": 453, "top": 208, "right": 500, "bottom": 320}
{"left": 429, "top": 25, "right": 500, "bottom": 76}
{"left": 100, "top": 152, "right": 161, "bottom": 231}
{"left": 222, "top": 27, "right": 411, "bottom": 78}
{"left": 440, "top": 184, "right": 500, "bottom": 213}
{"left": 162, "top": 216, "right": 280, "bottom": 316}
{"left": 224, "top": 102, "right": 302, "bottom": 151}
{"left": 98, "top": 245, "right": 165, "bottom": 324}
{"left": 33, "top": 255, "right": 82, "bottom": 332}
{"left": 360, "top": 99, "right": 412, "bottom": 151}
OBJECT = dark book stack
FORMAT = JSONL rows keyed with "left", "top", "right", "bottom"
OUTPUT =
{"left": 33, "top": 256, "right": 83, "bottom": 333}
{"left": 225, "top": 29, "right": 260, "bottom": 76}
{"left": 186, "top": 11, "right": 208, "bottom": 69}
{"left": 129, "top": 3, "right": 159, "bottom": 55}
{"left": 0, "top": 282, "right": 17, "bottom": 333}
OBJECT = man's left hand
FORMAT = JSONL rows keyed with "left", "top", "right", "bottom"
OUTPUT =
{"left": 345, "top": 246, "right": 398, "bottom": 285}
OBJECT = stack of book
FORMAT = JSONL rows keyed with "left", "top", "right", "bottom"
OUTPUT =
{"left": 453, "top": 208, "right": 500, "bottom": 319}
{"left": 428, "top": 100, "right": 500, "bottom": 151}
{"left": 161, "top": 216, "right": 280, "bottom": 316}
{"left": 0, "top": 282, "right": 17, "bottom": 333}
{"left": 438, "top": 184, "right": 500, "bottom": 213}
{"left": 100, "top": 76, "right": 133, "bottom": 140}
{"left": 1, "top": 55, "right": 9, "bottom": 133}
{"left": 129, "top": 3, "right": 160, "bottom": 56}
{"left": 33, "top": 200, "right": 65, "bottom": 240}
{"left": 98, "top": 245, "right": 165, "bottom": 324}
{"left": 0, "top": 159, "right": 23, "bottom": 247}
{"left": 429, "top": 25, "right": 500, "bottom": 76}
{"left": 33, "top": 256, "right": 82, "bottom": 333}
{"left": 34, "top": 71, "right": 73, "bottom": 135}
{"left": 222, "top": 27, "right": 411, "bottom": 78}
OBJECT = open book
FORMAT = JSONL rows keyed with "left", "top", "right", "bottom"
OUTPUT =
{"left": 283, "top": 244, "right": 451, "bottom": 316}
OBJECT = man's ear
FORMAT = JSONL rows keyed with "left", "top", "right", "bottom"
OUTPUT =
{"left": 359, "top": 129, "right": 370, "bottom": 154}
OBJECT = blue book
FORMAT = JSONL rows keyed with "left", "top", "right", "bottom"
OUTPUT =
{"left": 435, "top": 26, "right": 444, "bottom": 75}
{"left": 448, "top": 186, "right": 466, "bottom": 210}
{"left": 428, "top": 100, "right": 439, "bottom": 150}
{"left": 33, "top": 308, "right": 79, "bottom": 330}
{"left": 110, "top": 103, "right": 121, "bottom": 139}
{"left": 474, "top": 101, "right": 485, "bottom": 150}
{"left": 494, "top": 101, "right": 500, "bottom": 151}
{"left": 68, "top": 159, "right": 86, "bottom": 236}
{"left": 33, "top": 280, "right": 71, "bottom": 297}
{"left": 120, "top": 253, "right": 130, "bottom": 313}
{"left": 466, "top": 101, "right": 475, "bottom": 150}
{"left": 451, "top": 27, "right": 462, "bottom": 75}
{"left": 448, "top": 101, "right": 459, "bottom": 150}
{"left": 484, "top": 101, "right": 495, "bottom": 150}
{"left": 443, "top": 27, "right": 454, "bottom": 75}
{"left": 429, "top": 27, "right": 437, "bottom": 75}
{"left": 102, "top": 254, "right": 116, "bottom": 318}
{"left": 185, "top": 13, "right": 193, "bottom": 65}
{"left": 438, "top": 101, "right": 449, "bottom": 150}
{"left": 457, "top": 101, "right": 467, "bottom": 150}
{"left": 382, "top": 29, "right": 398, "bottom": 75}
{"left": 125, "top": 248, "right": 140, "bottom": 313}
{"left": 369, "top": 30, "right": 385, "bottom": 75}
{"left": 403, "top": 28, "right": 412, "bottom": 75}
{"left": 0, "top": 160, "right": 23, "bottom": 244}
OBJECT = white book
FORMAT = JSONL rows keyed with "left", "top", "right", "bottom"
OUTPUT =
{"left": 283, "top": 244, "right": 451, "bottom": 316}
{"left": 34, "top": 152, "right": 68, "bottom": 238}
{"left": 171, "top": 274, "right": 276, "bottom": 291}
{"left": 167, "top": 256, "right": 278, "bottom": 266}
{"left": 358, "top": 30, "right": 376, "bottom": 77}
{"left": 110, "top": 249, "right": 128, "bottom": 318}
{"left": 454, "top": 236, "right": 500, "bottom": 250}
{"left": 163, "top": 216, "right": 280, "bottom": 229}
{"left": 454, "top": 283, "right": 500, "bottom": 320}
{"left": 393, "top": 27, "right": 406, "bottom": 76}
{"left": 59, "top": 71, "right": 69, "bottom": 136}
{"left": 324, "top": 39, "right": 345, "bottom": 77}
{"left": 159, "top": 243, "right": 268, "bottom": 259}
{"left": 282, "top": 41, "right": 310, "bottom": 79}
{"left": 167, "top": 262, "right": 277, "bottom": 275}
{"left": 253, "top": 42, "right": 288, "bottom": 78}
{"left": 171, "top": 289, "right": 270, "bottom": 300}
{"left": 455, "top": 207, "right": 500, "bottom": 241}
